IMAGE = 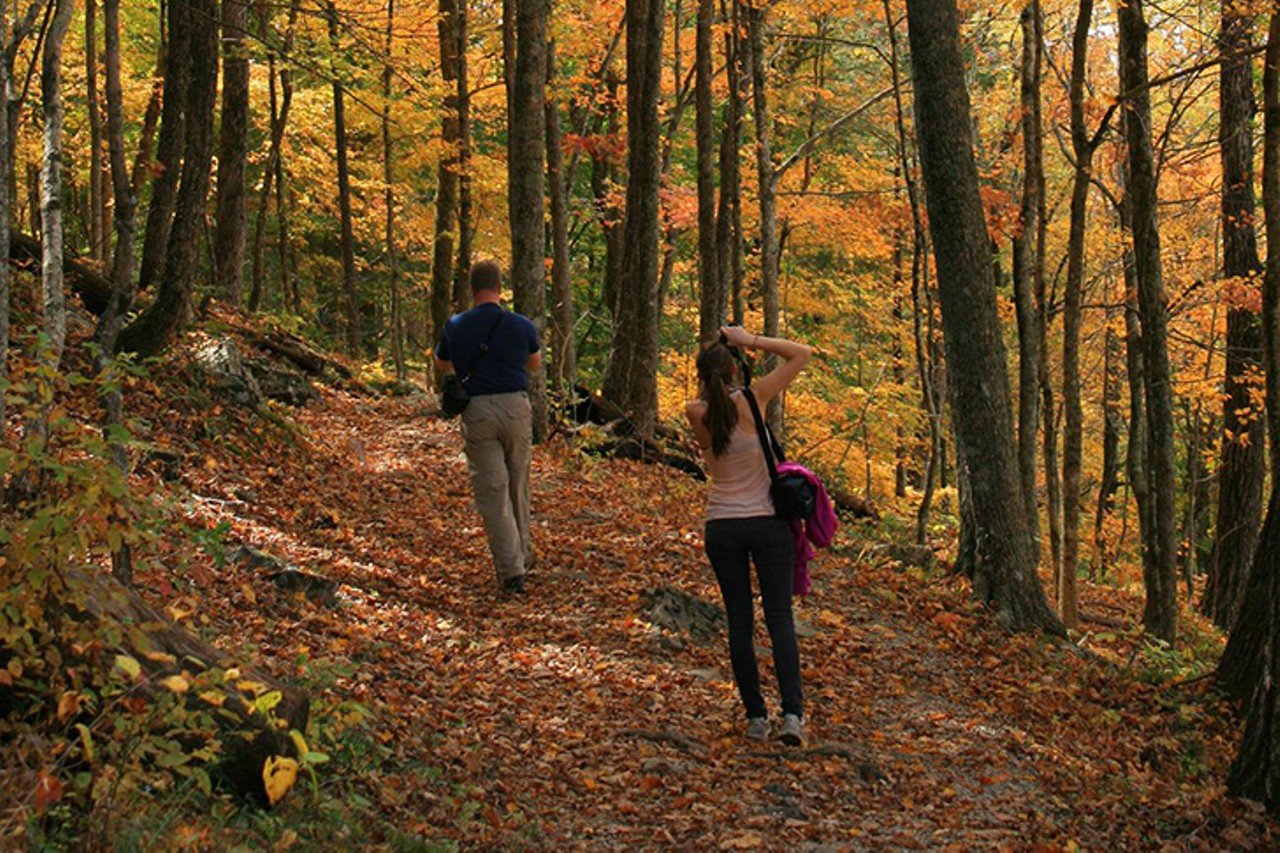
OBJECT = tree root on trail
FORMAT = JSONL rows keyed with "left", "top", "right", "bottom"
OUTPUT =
{"left": 617, "top": 728, "right": 707, "bottom": 755}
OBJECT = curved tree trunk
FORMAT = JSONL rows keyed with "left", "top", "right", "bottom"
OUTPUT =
{"left": 905, "top": 0, "right": 1062, "bottom": 634}
{"left": 1204, "top": 3, "right": 1266, "bottom": 631}
{"left": 117, "top": 0, "right": 218, "bottom": 357}
{"left": 137, "top": 0, "right": 192, "bottom": 293}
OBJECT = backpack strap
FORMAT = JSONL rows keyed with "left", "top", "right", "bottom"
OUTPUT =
{"left": 453, "top": 311, "right": 506, "bottom": 385}
{"left": 742, "top": 387, "right": 784, "bottom": 482}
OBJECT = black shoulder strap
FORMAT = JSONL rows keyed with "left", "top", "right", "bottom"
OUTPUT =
{"left": 742, "top": 387, "right": 786, "bottom": 482}
{"left": 457, "top": 311, "right": 506, "bottom": 384}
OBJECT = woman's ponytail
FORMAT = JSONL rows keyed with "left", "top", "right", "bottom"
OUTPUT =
{"left": 697, "top": 344, "right": 739, "bottom": 456}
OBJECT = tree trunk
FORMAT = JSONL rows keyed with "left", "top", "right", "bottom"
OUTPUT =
{"left": 746, "top": 1, "right": 782, "bottom": 436}
{"left": 327, "top": 1, "right": 361, "bottom": 354}
{"left": 1011, "top": 0, "right": 1042, "bottom": 551}
{"left": 86, "top": 0, "right": 106, "bottom": 263}
{"left": 38, "top": 0, "right": 73, "bottom": 368}
{"left": 138, "top": 0, "right": 192, "bottom": 292}
{"left": 715, "top": 0, "right": 743, "bottom": 328}
{"left": 431, "top": 0, "right": 461, "bottom": 349}
{"left": 117, "top": 0, "right": 218, "bottom": 357}
{"left": 214, "top": 0, "right": 250, "bottom": 305}
{"left": 1204, "top": 3, "right": 1266, "bottom": 631}
{"left": 452, "top": 0, "right": 472, "bottom": 314}
{"left": 129, "top": 24, "right": 164, "bottom": 199}
{"left": 1061, "top": 0, "right": 1098, "bottom": 631}
{"left": 694, "top": 0, "right": 721, "bottom": 341}
{"left": 1220, "top": 8, "right": 1280, "bottom": 704}
{"left": 601, "top": 0, "right": 665, "bottom": 435}
{"left": 0, "top": 0, "right": 11, "bottom": 433}
{"left": 546, "top": 39, "right": 576, "bottom": 392}
{"left": 905, "top": 0, "right": 1063, "bottom": 634}
{"left": 92, "top": 0, "right": 138, "bottom": 585}
{"left": 1093, "top": 302, "right": 1122, "bottom": 575}
{"left": 384, "top": 0, "right": 403, "bottom": 380}
{"left": 509, "top": 0, "right": 549, "bottom": 441}
{"left": 1118, "top": 0, "right": 1179, "bottom": 643}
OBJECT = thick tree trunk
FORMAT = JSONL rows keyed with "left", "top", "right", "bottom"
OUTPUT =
{"left": 431, "top": 0, "right": 461, "bottom": 348}
{"left": 1220, "top": 9, "right": 1280, "bottom": 705}
{"left": 1060, "top": 0, "right": 1098, "bottom": 631}
{"left": 1204, "top": 3, "right": 1266, "bottom": 631}
{"left": 509, "top": 0, "right": 549, "bottom": 441}
{"left": 214, "top": 0, "right": 250, "bottom": 305}
{"left": 117, "top": 0, "right": 218, "bottom": 357}
{"left": 1011, "top": 0, "right": 1042, "bottom": 551}
{"left": 137, "top": 0, "right": 192, "bottom": 292}
{"left": 905, "top": 0, "right": 1063, "bottom": 635}
{"left": 1118, "top": 0, "right": 1179, "bottom": 643}
{"left": 601, "top": 0, "right": 665, "bottom": 435}
{"left": 546, "top": 39, "right": 576, "bottom": 392}
{"left": 327, "top": 1, "right": 361, "bottom": 354}
{"left": 695, "top": 0, "right": 721, "bottom": 340}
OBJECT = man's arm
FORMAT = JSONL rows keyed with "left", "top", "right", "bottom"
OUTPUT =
{"left": 525, "top": 351, "right": 543, "bottom": 372}
{"left": 435, "top": 356, "right": 455, "bottom": 374}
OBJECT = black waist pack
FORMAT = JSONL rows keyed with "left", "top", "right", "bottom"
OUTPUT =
{"left": 439, "top": 312, "right": 505, "bottom": 418}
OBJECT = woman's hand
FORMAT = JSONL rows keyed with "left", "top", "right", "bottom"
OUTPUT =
{"left": 719, "top": 325, "right": 755, "bottom": 348}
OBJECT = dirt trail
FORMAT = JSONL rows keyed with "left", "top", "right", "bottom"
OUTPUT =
{"left": 186, "top": 392, "right": 1272, "bottom": 849}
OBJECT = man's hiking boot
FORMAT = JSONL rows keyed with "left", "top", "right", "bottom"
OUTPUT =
{"left": 778, "top": 714, "right": 805, "bottom": 747}
{"left": 503, "top": 575, "right": 527, "bottom": 595}
{"left": 746, "top": 717, "right": 770, "bottom": 741}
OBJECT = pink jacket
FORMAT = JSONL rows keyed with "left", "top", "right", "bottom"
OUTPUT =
{"left": 776, "top": 462, "right": 838, "bottom": 596}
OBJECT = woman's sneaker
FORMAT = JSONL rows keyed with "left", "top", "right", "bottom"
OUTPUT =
{"left": 746, "top": 717, "right": 770, "bottom": 741}
{"left": 778, "top": 714, "right": 805, "bottom": 747}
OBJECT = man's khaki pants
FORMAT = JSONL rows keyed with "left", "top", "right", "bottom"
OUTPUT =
{"left": 460, "top": 392, "right": 533, "bottom": 582}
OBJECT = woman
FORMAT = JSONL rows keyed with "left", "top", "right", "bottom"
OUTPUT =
{"left": 686, "top": 326, "right": 812, "bottom": 745}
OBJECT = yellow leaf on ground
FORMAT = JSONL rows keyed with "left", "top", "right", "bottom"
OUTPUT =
{"left": 262, "top": 755, "right": 299, "bottom": 806}
{"left": 158, "top": 675, "right": 190, "bottom": 694}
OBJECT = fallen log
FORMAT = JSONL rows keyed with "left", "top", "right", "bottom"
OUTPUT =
{"left": 10, "top": 231, "right": 113, "bottom": 314}
{"left": 77, "top": 570, "right": 309, "bottom": 806}
{"left": 227, "top": 322, "right": 353, "bottom": 379}
{"left": 826, "top": 485, "right": 880, "bottom": 520}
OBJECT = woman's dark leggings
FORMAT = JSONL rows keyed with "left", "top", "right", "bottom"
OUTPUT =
{"left": 705, "top": 516, "right": 803, "bottom": 719}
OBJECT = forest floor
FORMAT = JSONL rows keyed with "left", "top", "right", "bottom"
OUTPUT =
{"left": 12, "top": 305, "right": 1275, "bottom": 849}
{"left": 98, "top": 336, "right": 1274, "bottom": 851}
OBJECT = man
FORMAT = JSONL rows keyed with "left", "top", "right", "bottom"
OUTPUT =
{"left": 435, "top": 260, "right": 543, "bottom": 594}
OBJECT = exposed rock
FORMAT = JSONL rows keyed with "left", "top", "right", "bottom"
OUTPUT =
{"left": 245, "top": 358, "right": 320, "bottom": 406}
{"left": 642, "top": 585, "right": 725, "bottom": 641}
{"left": 194, "top": 337, "right": 263, "bottom": 407}
{"left": 230, "top": 544, "right": 339, "bottom": 607}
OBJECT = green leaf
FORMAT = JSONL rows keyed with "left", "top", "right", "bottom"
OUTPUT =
{"left": 114, "top": 654, "right": 141, "bottom": 680}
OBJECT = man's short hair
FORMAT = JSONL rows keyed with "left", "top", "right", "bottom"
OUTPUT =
{"left": 470, "top": 260, "right": 503, "bottom": 294}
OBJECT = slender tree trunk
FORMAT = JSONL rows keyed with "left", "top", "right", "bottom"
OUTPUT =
{"left": 591, "top": 72, "right": 624, "bottom": 320}
{"left": 117, "top": 0, "right": 218, "bottom": 357}
{"left": 905, "top": 0, "right": 1063, "bottom": 635}
{"left": 1226, "top": 11, "right": 1280, "bottom": 812}
{"left": 509, "top": 0, "right": 549, "bottom": 441}
{"left": 746, "top": 0, "right": 782, "bottom": 435}
{"left": 86, "top": 0, "right": 106, "bottom": 263}
{"left": 695, "top": 0, "right": 721, "bottom": 340}
{"left": 327, "top": 1, "right": 361, "bottom": 354}
{"left": 1205, "top": 2, "right": 1266, "bottom": 631}
{"left": 431, "top": 0, "right": 461, "bottom": 348}
{"left": 1118, "top": 0, "right": 1179, "bottom": 643}
{"left": 1093, "top": 301, "right": 1122, "bottom": 575}
{"left": 546, "top": 39, "right": 576, "bottom": 392}
{"left": 601, "top": 0, "right": 665, "bottom": 434}
{"left": 452, "top": 0, "right": 472, "bottom": 313}
{"left": 1011, "top": 0, "right": 1042, "bottom": 551}
{"left": 383, "top": 0, "right": 403, "bottom": 379}
{"left": 715, "top": 0, "right": 744, "bottom": 327}
{"left": 129, "top": 23, "right": 164, "bottom": 198}
{"left": 138, "top": 0, "right": 192, "bottom": 292}
{"left": 93, "top": 0, "right": 137, "bottom": 585}
{"left": 38, "top": 0, "right": 72, "bottom": 368}
{"left": 1060, "top": 0, "right": 1099, "bottom": 631}
{"left": 0, "top": 0, "right": 11, "bottom": 434}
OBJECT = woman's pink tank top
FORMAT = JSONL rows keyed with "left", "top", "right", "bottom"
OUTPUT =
{"left": 705, "top": 406, "right": 775, "bottom": 521}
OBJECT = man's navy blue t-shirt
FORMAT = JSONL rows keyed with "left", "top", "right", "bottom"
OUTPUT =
{"left": 434, "top": 303, "right": 540, "bottom": 396}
